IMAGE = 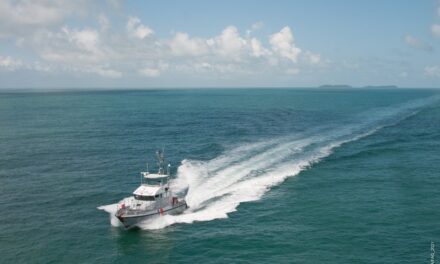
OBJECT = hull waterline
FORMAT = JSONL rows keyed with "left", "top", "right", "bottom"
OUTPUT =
{"left": 116, "top": 202, "right": 188, "bottom": 228}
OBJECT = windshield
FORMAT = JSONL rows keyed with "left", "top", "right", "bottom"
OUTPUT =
{"left": 134, "top": 195, "right": 155, "bottom": 201}
{"left": 145, "top": 178, "right": 167, "bottom": 185}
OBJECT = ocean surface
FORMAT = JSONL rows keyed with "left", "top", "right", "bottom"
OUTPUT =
{"left": 1, "top": 88, "right": 439, "bottom": 263}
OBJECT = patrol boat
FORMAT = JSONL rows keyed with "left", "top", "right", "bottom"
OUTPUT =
{"left": 115, "top": 151, "right": 187, "bottom": 228}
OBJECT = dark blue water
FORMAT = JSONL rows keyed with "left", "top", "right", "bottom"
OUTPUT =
{"left": 0, "top": 88, "right": 439, "bottom": 263}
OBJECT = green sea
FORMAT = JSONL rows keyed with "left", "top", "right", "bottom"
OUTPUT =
{"left": 1, "top": 88, "right": 439, "bottom": 263}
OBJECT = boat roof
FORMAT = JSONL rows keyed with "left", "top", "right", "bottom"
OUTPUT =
{"left": 141, "top": 172, "right": 168, "bottom": 179}
{"left": 133, "top": 185, "right": 162, "bottom": 196}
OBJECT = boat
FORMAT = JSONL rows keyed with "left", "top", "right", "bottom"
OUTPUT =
{"left": 115, "top": 150, "right": 187, "bottom": 228}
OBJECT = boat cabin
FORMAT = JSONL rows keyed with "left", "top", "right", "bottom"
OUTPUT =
{"left": 133, "top": 185, "right": 165, "bottom": 201}
{"left": 133, "top": 172, "right": 170, "bottom": 201}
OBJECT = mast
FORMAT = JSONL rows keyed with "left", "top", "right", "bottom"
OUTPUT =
{"left": 167, "top": 163, "right": 171, "bottom": 188}
{"left": 156, "top": 149, "right": 166, "bottom": 175}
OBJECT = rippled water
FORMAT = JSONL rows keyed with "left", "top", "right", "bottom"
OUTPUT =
{"left": 1, "top": 88, "right": 439, "bottom": 263}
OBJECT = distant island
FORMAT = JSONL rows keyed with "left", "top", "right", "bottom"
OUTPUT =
{"left": 318, "top": 85, "right": 399, "bottom": 89}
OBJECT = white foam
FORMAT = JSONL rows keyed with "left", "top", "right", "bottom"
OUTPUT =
{"left": 97, "top": 204, "right": 122, "bottom": 227}
{"left": 99, "top": 95, "right": 440, "bottom": 230}
{"left": 133, "top": 137, "right": 374, "bottom": 230}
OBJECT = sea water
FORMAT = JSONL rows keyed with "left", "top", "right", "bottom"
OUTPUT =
{"left": 1, "top": 88, "right": 439, "bottom": 263}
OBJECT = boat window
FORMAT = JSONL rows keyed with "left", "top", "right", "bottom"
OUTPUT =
{"left": 134, "top": 195, "right": 155, "bottom": 201}
{"left": 145, "top": 179, "right": 167, "bottom": 185}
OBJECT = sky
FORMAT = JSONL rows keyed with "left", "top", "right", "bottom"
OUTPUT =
{"left": 1, "top": 0, "right": 440, "bottom": 89}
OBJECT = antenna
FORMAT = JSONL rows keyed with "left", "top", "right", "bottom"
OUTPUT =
{"left": 156, "top": 149, "right": 165, "bottom": 174}
{"left": 167, "top": 163, "right": 171, "bottom": 188}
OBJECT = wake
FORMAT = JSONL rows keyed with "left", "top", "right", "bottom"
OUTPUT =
{"left": 99, "top": 95, "right": 439, "bottom": 230}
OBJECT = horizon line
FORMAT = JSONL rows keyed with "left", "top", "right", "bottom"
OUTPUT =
{"left": 1, "top": 85, "right": 440, "bottom": 93}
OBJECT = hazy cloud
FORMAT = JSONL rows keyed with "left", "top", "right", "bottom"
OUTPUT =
{"left": 92, "top": 67, "right": 122, "bottom": 78}
{"left": 286, "top": 68, "right": 300, "bottom": 75}
{"left": 404, "top": 34, "right": 433, "bottom": 51}
{"left": 138, "top": 67, "right": 161, "bottom": 77}
{"left": 35, "top": 26, "right": 106, "bottom": 64}
{"left": 424, "top": 65, "right": 440, "bottom": 77}
{"left": 126, "top": 16, "right": 154, "bottom": 39}
{"left": 0, "top": 0, "right": 86, "bottom": 38}
{"left": 437, "top": 0, "right": 440, "bottom": 17}
{"left": 98, "top": 14, "right": 110, "bottom": 32}
{"left": 304, "top": 51, "right": 321, "bottom": 64}
{"left": 246, "top": 21, "right": 263, "bottom": 36}
{"left": 0, "top": 55, "right": 22, "bottom": 71}
{"left": 432, "top": 24, "right": 440, "bottom": 37}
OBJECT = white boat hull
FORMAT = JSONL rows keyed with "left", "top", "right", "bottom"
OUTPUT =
{"left": 116, "top": 201, "right": 187, "bottom": 228}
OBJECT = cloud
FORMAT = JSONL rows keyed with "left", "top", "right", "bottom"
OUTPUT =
{"left": 0, "top": 0, "right": 85, "bottom": 38}
{"left": 126, "top": 16, "right": 154, "bottom": 39}
{"left": 0, "top": 56, "right": 22, "bottom": 71}
{"left": 107, "top": 0, "right": 122, "bottom": 10}
{"left": 66, "top": 27, "right": 100, "bottom": 53}
{"left": 269, "top": 26, "right": 301, "bottom": 63}
{"left": 138, "top": 67, "right": 161, "bottom": 77}
{"left": 1, "top": 7, "right": 322, "bottom": 80}
{"left": 404, "top": 35, "right": 418, "bottom": 47}
{"left": 98, "top": 14, "right": 110, "bottom": 32}
{"left": 400, "top": 71, "right": 408, "bottom": 78}
{"left": 304, "top": 51, "right": 321, "bottom": 64}
{"left": 0, "top": 0, "right": 328, "bottom": 84}
{"left": 169, "top": 32, "right": 209, "bottom": 56}
{"left": 250, "top": 38, "right": 270, "bottom": 57}
{"left": 208, "top": 26, "right": 246, "bottom": 58}
{"left": 437, "top": 0, "right": 440, "bottom": 17}
{"left": 404, "top": 34, "right": 433, "bottom": 51}
{"left": 92, "top": 67, "right": 122, "bottom": 78}
{"left": 432, "top": 24, "right": 440, "bottom": 37}
{"left": 250, "top": 22, "right": 263, "bottom": 32}
{"left": 0, "top": 0, "right": 70, "bottom": 26}
{"left": 246, "top": 21, "right": 263, "bottom": 36}
{"left": 0, "top": 55, "right": 56, "bottom": 73}
{"left": 286, "top": 68, "right": 300, "bottom": 75}
{"left": 176, "top": 61, "right": 250, "bottom": 75}
{"left": 34, "top": 26, "right": 106, "bottom": 64}
{"left": 424, "top": 65, "right": 440, "bottom": 77}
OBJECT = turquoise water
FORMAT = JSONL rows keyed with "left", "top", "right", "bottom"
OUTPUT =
{"left": 1, "top": 88, "right": 439, "bottom": 263}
